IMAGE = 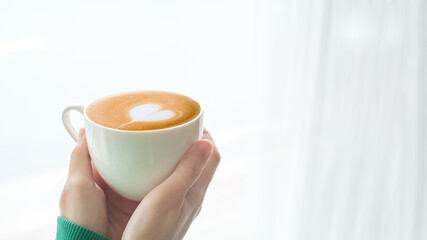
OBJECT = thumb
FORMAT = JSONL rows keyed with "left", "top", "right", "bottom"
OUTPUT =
{"left": 156, "top": 140, "right": 213, "bottom": 199}
{"left": 67, "top": 128, "right": 94, "bottom": 182}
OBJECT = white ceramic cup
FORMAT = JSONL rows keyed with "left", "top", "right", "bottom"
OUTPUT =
{"left": 62, "top": 92, "right": 203, "bottom": 201}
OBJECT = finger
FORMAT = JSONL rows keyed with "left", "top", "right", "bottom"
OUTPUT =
{"left": 67, "top": 128, "right": 93, "bottom": 182}
{"left": 157, "top": 139, "right": 213, "bottom": 199}
{"left": 187, "top": 149, "right": 220, "bottom": 202}
{"left": 187, "top": 131, "right": 221, "bottom": 203}
{"left": 202, "top": 128, "right": 219, "bottom": 154}
{"left": 91, "top": 162, "right": 108, "bottom": 190}
{"left": 193, "top": 204, "right": 202, "bottom": 221}
{"left": 176, "top": 204, "right": 203, "bottom": 240}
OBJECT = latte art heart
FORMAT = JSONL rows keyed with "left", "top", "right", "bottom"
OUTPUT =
{"left": 129, "top": 104, "right": 176, "bottom": 122}
{"left": 86, "top": 91, "right": 201, "bottom": 131}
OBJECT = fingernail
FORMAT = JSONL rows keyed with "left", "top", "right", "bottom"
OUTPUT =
{"left": 78, "top": 128, "right": 85, "bottom": 140}
{"left": 198, "top": 141, "right": 212, "bottom": 158}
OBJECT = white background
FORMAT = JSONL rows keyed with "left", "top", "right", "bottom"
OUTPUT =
{"left": 0, "top": 0, "right": 260, "bottom": 239}
{"left": 0, "top": 0, "right": 426, "bottom": 240}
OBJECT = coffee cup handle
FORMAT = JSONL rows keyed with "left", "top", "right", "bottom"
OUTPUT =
{"left": 62, "top": 105, "right": 85, "bottom": 142}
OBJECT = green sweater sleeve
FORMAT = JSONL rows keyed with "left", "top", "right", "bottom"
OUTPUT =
{"left": 56, "top": 216, "right": 110, "bottom": 240}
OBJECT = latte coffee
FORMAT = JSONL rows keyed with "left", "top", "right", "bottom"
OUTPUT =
{"left": 62, "top": 90, "right": 203, "bottom": 200}
{"left": 86, "top": 91, "right": 201, "bottom": 131}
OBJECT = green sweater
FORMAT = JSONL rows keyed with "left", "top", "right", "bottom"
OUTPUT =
{"left": 56, "top": 216, "right": 109, "bottom": 240}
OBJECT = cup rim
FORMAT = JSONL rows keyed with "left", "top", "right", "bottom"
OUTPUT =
{"left": 83, "top": 90, "right": 203, "bottom": 133}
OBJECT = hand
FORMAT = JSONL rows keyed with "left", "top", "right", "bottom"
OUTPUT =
{"left": 60, "top": 128, "right": 139, "bottom": 239}
{"left": 122, "top": 129, "right": 221, "bottom": 240}
{"left": 59, "top": 128, "right": 221, "bottom": 240}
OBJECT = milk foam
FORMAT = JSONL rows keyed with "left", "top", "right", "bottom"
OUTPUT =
{"left": 129, "top": 104, "right": 175, "bottom": 122}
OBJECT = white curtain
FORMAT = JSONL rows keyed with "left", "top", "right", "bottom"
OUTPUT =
{"left": 254, "top": 0, "right": 427, "bottom": 239}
